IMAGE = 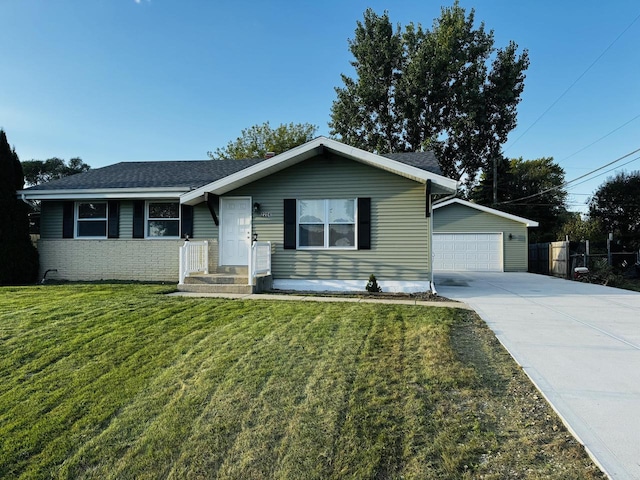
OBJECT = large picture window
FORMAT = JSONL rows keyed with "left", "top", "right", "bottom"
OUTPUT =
{"left": 76, "top": 202, "right": 107, "bottom": 238}
{"left": 147, "top": 202, "right": 180, "bottom": 238}
{"left": 298, "top": 199, "right": 356, "bottom": 249}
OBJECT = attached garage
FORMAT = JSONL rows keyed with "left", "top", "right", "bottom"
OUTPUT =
{"left": 432, "top": 199, "right": 538, "bottom": 272}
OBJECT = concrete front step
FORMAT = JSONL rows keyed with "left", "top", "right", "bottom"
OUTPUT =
{"left": 215, "top": 266, "right": 248, "bottom": 275}
{"left": 177, "top": 283, "right": 254, "bottom": 294}
{"left": 184, "top": 273, "right": 248, "bottom": 285}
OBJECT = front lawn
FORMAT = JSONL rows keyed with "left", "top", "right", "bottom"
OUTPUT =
{"left": 0, "top": 284, "right": 604, "bottom": 479}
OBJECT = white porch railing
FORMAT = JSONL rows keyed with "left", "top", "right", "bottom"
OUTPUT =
{"left": 249, "top": 241, "right": 271, "bottom": 285}
{"left": 179, "top": 240, "right": 209, "bottom": 285}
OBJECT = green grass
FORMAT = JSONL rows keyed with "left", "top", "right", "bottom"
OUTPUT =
{"left": 0, "top": 284, "right": 604, "bottom": 479}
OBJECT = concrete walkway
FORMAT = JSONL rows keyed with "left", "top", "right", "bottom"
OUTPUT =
{"left": 435, "top": 272, "right": 640, "bottom": 480}
{"left": 168, "top": 291, "right": 471, "bottom": 309}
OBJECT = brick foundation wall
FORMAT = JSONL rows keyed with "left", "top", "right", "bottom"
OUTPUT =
{"left": 38, "top": 239, "right": 185, "bottom": 282}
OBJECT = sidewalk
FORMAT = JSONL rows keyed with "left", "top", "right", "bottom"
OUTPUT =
{"left": 168, "top": 291, "right": 473, "bottom": 309}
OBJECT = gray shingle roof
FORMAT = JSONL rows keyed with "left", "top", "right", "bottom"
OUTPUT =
{"left": 381, "top": 151, "right": 442, "bottom": 175}
{"left": 25, "top": 158, "right": 265, "bottom": 190}
{"left": 24, "top": 151, "right": 442, "bottom": 191}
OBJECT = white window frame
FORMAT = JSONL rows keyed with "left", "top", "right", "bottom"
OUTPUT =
{"left": 75, "top": 201, "right": 108, "bottom": 239}
{"left": 145, "top": 200, "right": 181, "bottom": 239}
{"left": 296, "top": 199, "right": 357, "bottom": 250}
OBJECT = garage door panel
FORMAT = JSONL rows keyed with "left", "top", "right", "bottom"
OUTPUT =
{"left": 433, "top": 233, "right": 502, "bottom": 271}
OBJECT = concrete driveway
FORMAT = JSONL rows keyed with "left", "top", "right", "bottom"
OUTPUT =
{"left": 435, "top": 272, "right": 640, "bottom": 480}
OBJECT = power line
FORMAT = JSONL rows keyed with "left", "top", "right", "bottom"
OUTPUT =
{"left": 565, "top": 155, "right": 640, "bottom": 190}
{"left": 497, "top": 147, "right": 640, "bottom": 205}
{"left": 558, "top": 113, "right": 640, "bottom": 164}
{"left": 504, "top": 12, "right": 640, "bottom": 153}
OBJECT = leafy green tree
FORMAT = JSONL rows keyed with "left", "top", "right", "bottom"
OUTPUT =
{"left": 589, "top": 171, "right": 640, "bottom": 249}
{"left": 330, "top": 3, "right": 529, "bottom": 187}
{"left": 559, "top": 214, "right": 604, "bottom": 243}
{"left": 0, "top": 130, "right": 39, "bottom": 284}
{"left": 471, "top": 157, "right": 569, "bottom": 242}
{"left": 22, "top": 157, "right": 90, "bottom": 187}
{"left": 208, "top": 122, "right": 318, "bottom": 160}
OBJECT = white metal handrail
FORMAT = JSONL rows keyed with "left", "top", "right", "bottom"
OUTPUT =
{"left": 249, "top": 241, "right": 271, "bottom": 285}
{"left": 179, "top": 240, "right": 209, "bottom": 285}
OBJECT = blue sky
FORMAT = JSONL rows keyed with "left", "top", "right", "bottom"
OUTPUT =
{"left": 1, "top": 0, "right": 639, "bottom": 213}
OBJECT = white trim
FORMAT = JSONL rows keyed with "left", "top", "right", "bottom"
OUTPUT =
{"left": 75, "top": 201, "right": 108, "bottom": 239}
{"left": 272, "top": 279, "right": 433, "bottom": 294}
{"left": 433, "top": 198, "right": 539, "bottom": 227}
{"left": 219, "top": 196, "right": 252, "bottom": 266}
{"left": 18, "top": 188, "right": 186, "bottom": 201}
{"left": 145, "top": 200, "right": 181, "bottom": 239}
{"left": 297, "top": 198, "right": 357, "bottom": 250}
{"left": 181, "top": 137, "right": 457, "bottom": 205}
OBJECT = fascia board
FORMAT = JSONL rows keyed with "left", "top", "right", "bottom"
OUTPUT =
{"left": 18, "top": 188, "right": 187, "bottom": 201}
{"left": 434, "top": 198, "right": 539, "bottom": 227}
{"left": 181, "top": 136, "right": 457, "bottom": 204}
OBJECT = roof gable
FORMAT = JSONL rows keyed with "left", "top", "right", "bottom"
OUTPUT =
{"left": 433, "top": 198, "right": 539, "bottom": 227}
{"left": 181, "top": 137, "right": 457, "bottom": 204}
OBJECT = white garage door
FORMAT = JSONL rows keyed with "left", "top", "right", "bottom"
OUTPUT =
{"left": 433, "top": 233, "right": 502, "bottom": 271}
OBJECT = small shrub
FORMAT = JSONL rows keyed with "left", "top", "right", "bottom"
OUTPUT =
{"left": 366, "top": 274, "right": 382, "bottom": 293}
{"left": 591, "top": 258, "right": 622, "bottom": 286}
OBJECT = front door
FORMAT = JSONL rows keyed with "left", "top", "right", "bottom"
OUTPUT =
{"left": 220, "top": 197, "right": 252, "bottom": 266}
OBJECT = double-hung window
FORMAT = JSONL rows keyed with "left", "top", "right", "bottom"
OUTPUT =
{"left": 298, "top": 199, "right": 356, "bottom": 249}
{"left": 147, "top": 201, "right": 180, "bottom": 238}
{"left": 76, "top": 202, "right": 107, "bottom": 238}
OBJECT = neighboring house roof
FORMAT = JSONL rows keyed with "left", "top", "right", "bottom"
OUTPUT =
{"left": 433, "top": 198, "right": 539, "bottom": 227}
{"left": 18, "top": 136, "right": 457, "bottom": 202}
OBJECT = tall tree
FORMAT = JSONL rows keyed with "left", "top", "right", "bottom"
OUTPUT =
{"left": 330, "top": 3, "right": 529, "bottom": 187}
{"left": 471, "top": 157, "right": 569, "bottom": 242}
{"left": 589, "top": 171, "right": 640, "bottom": 249}
{"left": 208, "top": 122, "right": 318, "bottom": 160}
{"left": 0, "top": 130, "right": 39, "bottom": 284}
{"left": 22, "top": 157, "right": 90, "bottom": 187}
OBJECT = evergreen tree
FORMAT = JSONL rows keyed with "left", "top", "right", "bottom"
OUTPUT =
{"left": 0, "top": 130, "right": 39, "bottom": 284}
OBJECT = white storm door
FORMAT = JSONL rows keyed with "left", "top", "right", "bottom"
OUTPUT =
{"left": 220, "top": 197, "right": 252, "bottom": 266}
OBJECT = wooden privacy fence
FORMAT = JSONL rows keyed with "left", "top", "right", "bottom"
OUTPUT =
{"left": 528, "top": 241, "right": 570, "bottom": 279}
{"left": 549, "top": 241, "right": 570, "bottom": 278}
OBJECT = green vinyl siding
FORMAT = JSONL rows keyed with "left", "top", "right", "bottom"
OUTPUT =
{"left": 192, "top": 202, "right": 218, "bottom": 239}
{"left": 119, "top": 201, "right": 133, "bottom": 238}
{"left": 230, "top": 153, "right": 431, "bottom": 281}
{"left": 433, "top": 203, "right": 529, "bottom": 272}
{"left": 40, "top": 201, "right": 64, "bottom": 239}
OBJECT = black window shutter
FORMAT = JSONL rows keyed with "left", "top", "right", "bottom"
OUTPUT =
{"left": 62, "top": 201, "right": 74, "bottom": 238}
{"left": 283, "top": 199, "right": 296, "bottom": 249}
{"left": 133, "top": 200, "right": 145, "bottom": 238}
{"left": 107, "top": 201, "right": 120, "bottom": 238}
{"left": 181, "top": 205, "right": 194, "bottom": 238}
{"left": 357, "top": 197, "right": 371, "bottom": 250}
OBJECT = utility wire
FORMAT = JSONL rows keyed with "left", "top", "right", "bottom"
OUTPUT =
{"left": 497, "top": 147, "right": 640, "bottom": 205}
{"left": 565, "top": 155, "right": 640, "bottom": 190}
{"left": 504, "top": 12, "right": 640, "bottom": 153}
{"left": 558, "top": 113, "right": 640, "bottom": 164}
